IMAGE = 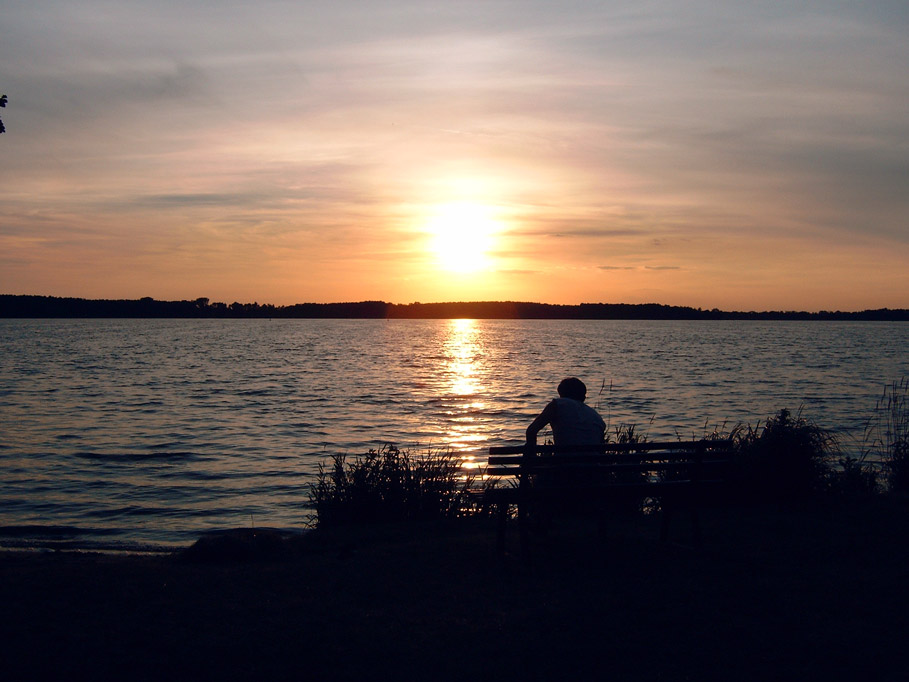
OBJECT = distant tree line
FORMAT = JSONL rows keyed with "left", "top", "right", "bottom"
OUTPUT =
{"left": 1, "top": 295, "right": 907, "bottom": 320}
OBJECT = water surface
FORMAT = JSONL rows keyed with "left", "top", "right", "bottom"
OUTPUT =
{"left": 1, "top": 318, "right": 905, "bottom": 549}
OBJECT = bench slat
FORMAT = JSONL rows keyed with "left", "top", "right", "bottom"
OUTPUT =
{"left": 487, "top": 453, "right": 731, "bottom": 466}
{"left": 488, "top": 439, "right": 732, "bottom": 456}
{"left": 488, "top": 457, "right": 729, "bottom": 468}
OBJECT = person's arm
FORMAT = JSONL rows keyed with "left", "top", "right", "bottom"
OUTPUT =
{"left": 526, "top": 400, "right": 557, "bottom": 446}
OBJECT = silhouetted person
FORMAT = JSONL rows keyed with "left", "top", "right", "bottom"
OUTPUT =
{"left": 526, "top": 377, "right": 606, "bottom": 449}
{"left": 524, "top": 378, "right": 607, "bottom": 526}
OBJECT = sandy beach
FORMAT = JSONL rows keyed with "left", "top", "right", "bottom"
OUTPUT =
{"left": 3, "top": 502, "right": 908, "bottom": 681}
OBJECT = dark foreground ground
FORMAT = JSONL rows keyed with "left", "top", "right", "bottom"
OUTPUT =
{"left": 3, "top": 501, "right": 909, "bottom": 682}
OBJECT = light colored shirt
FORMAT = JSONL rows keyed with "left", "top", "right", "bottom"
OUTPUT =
{"left": 549, "top": 397, "right": 606, "bottom": 447}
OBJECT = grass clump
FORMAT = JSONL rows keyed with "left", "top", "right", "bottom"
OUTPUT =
{"left": 829, "top": 454, "right": 881, "bottom": 500}
{"left": 309, "top": 444, "right": 478, "bottom": 528}
{"left": 732, "top": 408, "right": 839, "bottom": 503}
{"left": 607, "top": 422, "right": 648, "bottom": 446}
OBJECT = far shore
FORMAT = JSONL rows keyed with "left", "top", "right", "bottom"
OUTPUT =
{"left": 3, "top": 500, "right": 908, "bottom": 681}
{"left": 3, "top": 294, "right": 908, "bottom": 320}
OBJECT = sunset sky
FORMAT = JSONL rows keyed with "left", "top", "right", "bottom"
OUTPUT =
{"left": 1, "top": 0, "right": 907, "bottom": 311}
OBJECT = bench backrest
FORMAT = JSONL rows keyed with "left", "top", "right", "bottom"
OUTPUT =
{"left": 486, "top": 440, "right": 733, "bottom": 481}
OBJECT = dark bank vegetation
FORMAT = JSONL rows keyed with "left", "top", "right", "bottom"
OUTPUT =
{"left": 307, "top": 428, "right": 657, "bottom": 529}
{"left": 308, "top": 381, "right": 909, "bottom": 529}
{"left": 2, "top": 294, "right": 908, "bottom": 320}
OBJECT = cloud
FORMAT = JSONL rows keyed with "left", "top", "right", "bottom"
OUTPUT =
{"left": 136, "top": 193, "right": 260, "bottom": 208}
{"left": 515, "top": 227, "right": 643, "bottom": 240}
{"left": 496, "top": 268, "right": 541, "bottom": 276}
{"left": 598, "top": 265, "right": 681, "bottom": 272}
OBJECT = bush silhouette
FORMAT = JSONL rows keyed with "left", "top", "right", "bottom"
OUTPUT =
{"left": 733, "top": 409, "right": 837, "bottom": 503}
{"left": 309, "top": 445, "right": 479, "bottom": 528}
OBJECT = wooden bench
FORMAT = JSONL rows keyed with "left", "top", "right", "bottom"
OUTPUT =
{"left": 483, "top": 439, "right": 734, "bottom": 553}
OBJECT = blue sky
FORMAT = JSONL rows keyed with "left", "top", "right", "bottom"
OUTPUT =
{"left": 1, "top": 0, "right": 907, "bottom": 309}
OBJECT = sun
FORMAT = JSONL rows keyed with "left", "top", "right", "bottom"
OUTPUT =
{"left": 425, "top": 202, "right": 501, "bottom": 273}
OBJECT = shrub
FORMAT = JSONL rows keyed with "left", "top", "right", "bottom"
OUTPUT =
{"left": 733, "top": 409, "right": 838, "bottom": 503}
{"left": 309, "top": 444, "right": 478, "bottom": 528}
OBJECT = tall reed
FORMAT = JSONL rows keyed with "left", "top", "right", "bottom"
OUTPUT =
{"left": 862, "top": 379, "right": 909, "bottom": 493}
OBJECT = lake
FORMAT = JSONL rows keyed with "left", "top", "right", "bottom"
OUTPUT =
{"left": 1, "top": 318, "right": 906, "bottom": 549}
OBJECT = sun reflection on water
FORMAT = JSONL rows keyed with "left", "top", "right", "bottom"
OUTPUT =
{"left": 441, "top": 319, "right": 489, "bottom": 455}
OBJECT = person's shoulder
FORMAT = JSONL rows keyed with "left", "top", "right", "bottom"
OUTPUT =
{"left": 584, "top": 401, "right": 606, "bottom": 422}
{"left": 536, "top": 398, "right": 559, "bottom": 417}
{"left": 552, "top": 397, "right": 574, "bottom": 412}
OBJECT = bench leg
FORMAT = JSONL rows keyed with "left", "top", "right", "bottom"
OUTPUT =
{"left": 660, "top": 498, "right": 674, "bottom": 542}
{"left": 662, "top": 496, "right": 704, "bottom": 546}
{"left": 496, "top": 502, "right": 509, "bottom": 553}
{"left": 597, "top": 513, "right": 608, "bottom": 540}
{"left": 518, "top": 501, "right": 531, "bottom": 561}
{"left": 690, "top": 506, "right": 702, "bottom": 547}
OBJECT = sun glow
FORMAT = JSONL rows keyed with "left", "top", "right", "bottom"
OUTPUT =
{"left": 425, "top": 203, "right": 502, "bottom": 273}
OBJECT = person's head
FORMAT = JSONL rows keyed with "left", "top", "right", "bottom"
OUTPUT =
{"left": 557, "top": 377, "right": 587, "bottom": 402}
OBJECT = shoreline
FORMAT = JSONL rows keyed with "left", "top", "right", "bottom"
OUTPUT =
{"left": 4, "top": 501, "right": 909, "bottom": 681}
{"left": 0, "top": 525, "right": 308, "bottom": 556}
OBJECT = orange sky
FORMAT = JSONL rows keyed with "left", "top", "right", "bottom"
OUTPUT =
{"left": 1, "top": 1, "right": 907, "bottom": 311}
